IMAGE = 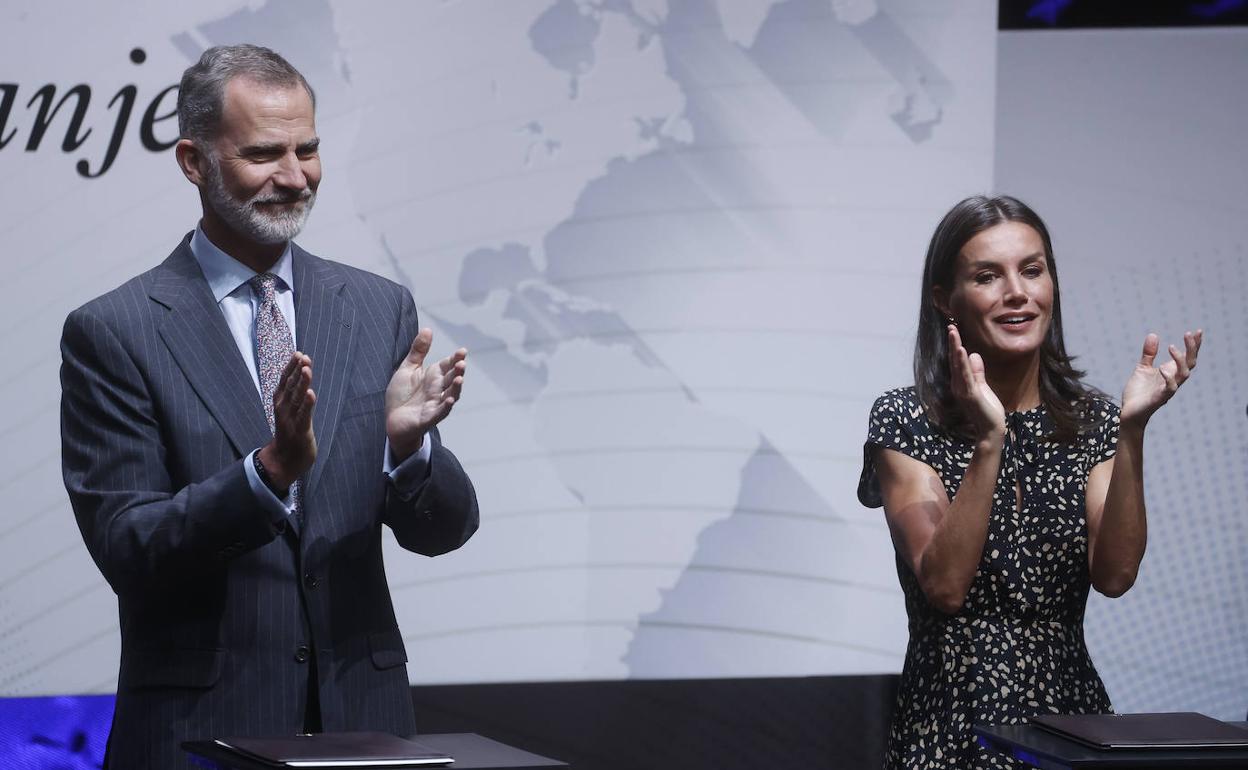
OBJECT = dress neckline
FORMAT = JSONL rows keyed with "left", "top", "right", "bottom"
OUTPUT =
{"left": 1007, "top": 403, "right": 1045, "bottom": 417}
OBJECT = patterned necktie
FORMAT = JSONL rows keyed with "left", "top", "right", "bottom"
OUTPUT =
{"left": 250, "top": 272, "right": 301, "bottom": 519}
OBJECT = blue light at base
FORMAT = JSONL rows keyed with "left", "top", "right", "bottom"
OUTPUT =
{"left": 0, "top": 695, "right": 114, "bottom": 770}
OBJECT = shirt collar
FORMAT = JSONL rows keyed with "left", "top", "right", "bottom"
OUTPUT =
{"left": 189, "top": 224, "right": 295, "bottom": 303}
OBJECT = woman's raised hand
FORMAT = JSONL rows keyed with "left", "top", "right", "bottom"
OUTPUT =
{"left": 948, "top": 324, "right": 1006, "bottom": 443}
{"left": 1120, "top": 329, "right": 1202, "bottom": 428}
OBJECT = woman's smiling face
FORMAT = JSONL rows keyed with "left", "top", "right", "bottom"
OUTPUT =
{"left": 937, "top": 221, "right": 1054, "bottom": 364}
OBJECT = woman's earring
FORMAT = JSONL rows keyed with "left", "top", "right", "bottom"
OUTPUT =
{"left": 945, "top": 316, "right": 956, "bottom": 326}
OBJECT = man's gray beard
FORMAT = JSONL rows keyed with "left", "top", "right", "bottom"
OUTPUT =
{"left": 203, "top": 154, "right": 315, "bottom": 245}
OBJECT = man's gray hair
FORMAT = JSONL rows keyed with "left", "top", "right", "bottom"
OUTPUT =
{"left": 177, "top": 44, "right": 315, "bottom": 143}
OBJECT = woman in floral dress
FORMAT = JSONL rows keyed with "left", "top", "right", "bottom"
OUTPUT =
{"left": 858, "top": 195, "right": 1202, "bottom": 768}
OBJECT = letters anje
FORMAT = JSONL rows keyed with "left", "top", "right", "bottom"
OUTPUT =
{"left": 0, "top": 48, "right": 178, "bottom": 178}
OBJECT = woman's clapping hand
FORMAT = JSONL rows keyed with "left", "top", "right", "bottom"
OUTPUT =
{"left": 1120, "top": 329, "right": 1202, "bottom": 428}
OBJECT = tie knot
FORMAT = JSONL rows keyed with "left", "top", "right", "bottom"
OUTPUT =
{"left": 249, "top": 272, "right": 279, "bottom": 302}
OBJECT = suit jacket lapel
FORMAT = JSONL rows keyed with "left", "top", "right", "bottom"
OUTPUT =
{"left": 151, "top": 238, "right": 272, "bottom": 458}
{"left": 292, "top": 245, "right": 356, "bottom": 499}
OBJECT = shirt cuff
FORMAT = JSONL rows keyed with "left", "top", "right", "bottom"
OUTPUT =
{"left": 244, "top": 449, "right": 296, "bottom": 518}
{"left": 384, "top": 433, "right": 433, "bottom": 499}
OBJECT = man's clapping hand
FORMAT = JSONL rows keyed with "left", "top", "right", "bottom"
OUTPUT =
{"left": 258, "top": 352, "right": 317, "bottom": 491}
{"left": 385, "top": 328, "right": 467, "bottom": 462}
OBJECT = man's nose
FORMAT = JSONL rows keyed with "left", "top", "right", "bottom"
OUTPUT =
{"left": 273, "top": 152, "right": 307, "bottom": 190}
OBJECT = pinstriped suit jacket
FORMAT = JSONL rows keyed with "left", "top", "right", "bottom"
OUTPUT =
{"left": 60, "top": 235, "right": 479, "bottom": 769}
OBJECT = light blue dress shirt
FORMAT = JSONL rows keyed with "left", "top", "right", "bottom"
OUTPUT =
{"left": 189, "top": 225, "right": 431, "bottom": 518}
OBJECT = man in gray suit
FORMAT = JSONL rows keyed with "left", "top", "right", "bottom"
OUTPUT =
{"left": 60, "top": 45, "right": 478, "bottom": 768}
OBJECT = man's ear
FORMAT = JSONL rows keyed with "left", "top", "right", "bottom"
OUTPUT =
{"left": 175, "top": 139, "right": 208, "bottom": 187}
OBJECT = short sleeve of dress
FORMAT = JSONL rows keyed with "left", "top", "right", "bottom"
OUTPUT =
{"left": 1088, "top": 398, "right": 1121, "bottom": 466}
{"left": 857, "top": 388, "right": 928, "bottom": 509}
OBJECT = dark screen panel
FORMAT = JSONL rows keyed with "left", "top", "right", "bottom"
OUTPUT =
{"left": 410, "top": 675, "right": 899, "bottom": 770}
{"left": 0, "top": 677, "right": 899, "bottom": 770}
{"left": 1000, "top": 0, "right": 1248, "bottom": 29}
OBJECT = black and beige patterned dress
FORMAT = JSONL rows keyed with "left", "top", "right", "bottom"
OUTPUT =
{"left": 858, "top": 386, "right": 1117, "bottom": 769}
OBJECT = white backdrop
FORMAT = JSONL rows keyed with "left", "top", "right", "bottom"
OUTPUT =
{"left": 12, "top": 1, "right": 1241, "bottom": 723}
{"left": 0, "top": 0, "right": 996, "bottom": 693}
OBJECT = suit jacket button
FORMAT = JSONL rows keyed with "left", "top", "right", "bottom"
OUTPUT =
{"left": 304, "top": 574, "right": 319, "bottom": 589}
{"left": 294, "top": 645, "right": 310, "bottom": 663}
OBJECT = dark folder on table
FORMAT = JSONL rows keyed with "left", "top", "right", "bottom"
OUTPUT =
{"left": 1031, "top": 712, "right": 1248, "bottom": 750}
{"left": 212, "top": 731, "right": 453, "bottom": 767}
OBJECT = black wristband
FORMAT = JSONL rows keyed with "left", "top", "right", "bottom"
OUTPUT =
{"left": 253, "top": 451, "right": 290, "bottom": 498}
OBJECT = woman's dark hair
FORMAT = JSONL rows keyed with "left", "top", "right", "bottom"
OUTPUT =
{"left": 914, "top": 195, "right": 1098, "bottom": 442}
